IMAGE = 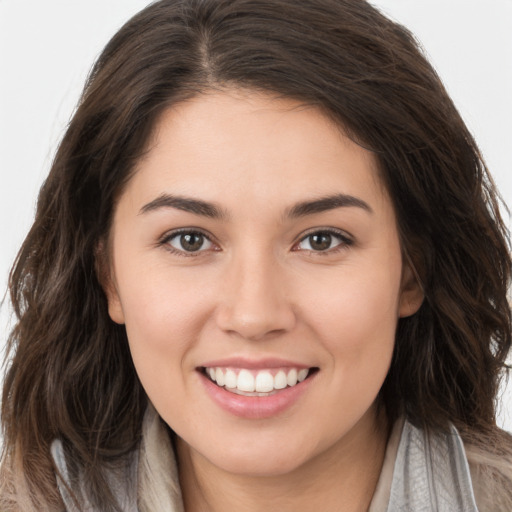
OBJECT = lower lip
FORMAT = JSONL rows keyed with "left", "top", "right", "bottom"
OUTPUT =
{"left": 199, "top": 371, "right": 316, "bottom": 419}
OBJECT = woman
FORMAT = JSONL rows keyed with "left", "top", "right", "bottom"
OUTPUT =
{"left": 1, "top": 0, "right": 511, "bottom": 510}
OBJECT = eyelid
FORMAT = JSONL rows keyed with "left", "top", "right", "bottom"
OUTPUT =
{"left": 157, "top": 226, "right": 353, "bottom": 256}
{"left": 292, "top": 227, "right": 354, "bottom": 252}
{"left": 159, "top": 228, "right": 220, "bottom": 256}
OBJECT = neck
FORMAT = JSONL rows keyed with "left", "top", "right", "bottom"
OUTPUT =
{"left": 177, "top": 406, "right": 390, "bottom": 512}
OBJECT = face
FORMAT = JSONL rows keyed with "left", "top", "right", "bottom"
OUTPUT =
{"left": 104, "top": 90, "right": 422, "bottom": 476}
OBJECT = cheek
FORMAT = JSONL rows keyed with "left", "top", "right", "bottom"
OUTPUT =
{"left": 113, "top": 260, "right": 216, "bottom": 391}
{"left": 118, "top": 258, "right": 209, "bottom": 333}
{"left": 116, "top": 269, "right": 214, "bottom": 420}
{"left": 296, "top": 258, "right": 401, "bottom": 386}
{"left": 301, "top": 261, "right": 401, "bottom": 340}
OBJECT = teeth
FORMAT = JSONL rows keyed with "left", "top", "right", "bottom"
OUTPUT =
{"left": 205, "top": 366, "right": 311, "bottom": 394}
{"left": 297, "top": 369, "right": 308, "bottom": 382}
{"left": 287, "top": 368, "right": 298, "bottom": 387}
{"left": 274, "top": 370, "right": 287, "bottom": 390}
{"left": 215, "top": 367, "right": 225, "bottom": 386}
{"left": 224, "top": 369, "right": 237, "bottom": 388}
{"left": 237, "top": 369, "right": 255, "bottom": 392}
{"left": 255, "top": 371, "right": 274, "bottom": 392}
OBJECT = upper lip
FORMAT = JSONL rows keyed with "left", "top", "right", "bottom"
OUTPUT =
{"left": 199, "top": 357, "right": 313, "bottom": 370}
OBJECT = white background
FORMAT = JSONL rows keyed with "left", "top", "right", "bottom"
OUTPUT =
{"left": 1, "top": 1, "right": 511, "bottom": 430}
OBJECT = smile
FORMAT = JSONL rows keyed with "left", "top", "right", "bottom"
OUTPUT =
{"left": 203, "top": 367, "right": 313, "bottom": 396}
{"left": 199, "top": 363, "right": 318, "bottom": 418}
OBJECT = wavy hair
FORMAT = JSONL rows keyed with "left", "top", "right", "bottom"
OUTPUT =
{"left": 1, "top": 0, "right": 511, "bottom": 510}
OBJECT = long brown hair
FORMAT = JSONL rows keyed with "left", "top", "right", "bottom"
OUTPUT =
{"left": 2, "top": 0, "right": 510, "bottom": 510}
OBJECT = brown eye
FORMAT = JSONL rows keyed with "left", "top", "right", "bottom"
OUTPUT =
{"left": 308, "top": 233, "right": 332, "bottom": 251}
{"left": 168, "top": 232, "right": 213, "bottom": 253}
{"left": 296, "top": 230, "right": 351, "bottom": 252}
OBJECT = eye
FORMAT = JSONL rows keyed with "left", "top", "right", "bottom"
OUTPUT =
{"left": 295, "top": 230, "right": 352, "bottom": 252}
{"left": 164, "top": 231, "right": 214, "bottom": 254}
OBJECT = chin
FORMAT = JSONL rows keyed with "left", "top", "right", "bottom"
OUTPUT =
{"left": 189, "top": 433, "right": 316, "bottom": 477}
{"left": 211, "top": 450, "right": 310, "bottom": 478}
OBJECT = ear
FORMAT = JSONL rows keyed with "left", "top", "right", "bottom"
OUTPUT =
{"left": 398, "top": 257, "right": 424, "bottom": 318}
{"left": 95, "top": 241, "right": 126, "bottom": 325}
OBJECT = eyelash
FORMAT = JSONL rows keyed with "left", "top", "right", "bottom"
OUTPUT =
{"left": 159, "top": 229, "right": 217, "bottom": 257}
{"left": 293, "top": 228, "right": 353, "bottom": 255}
{"left": 159, "top": 227, "right": 353, "bottom": 257}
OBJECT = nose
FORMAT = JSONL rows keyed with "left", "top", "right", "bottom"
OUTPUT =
{"left": 215, "top": 252, "right": 296, "bottom": 341}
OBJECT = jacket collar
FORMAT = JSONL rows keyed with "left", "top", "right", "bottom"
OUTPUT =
{"left": 384, "top": 419, "right": 479, "bottom": 511}
{"left": 52, "top": 408, "right": 478, "bottom": 511}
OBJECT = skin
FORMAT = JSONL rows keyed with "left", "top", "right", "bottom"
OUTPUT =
{"left": 104, "top": 89, "right": 423, "bottom": 511}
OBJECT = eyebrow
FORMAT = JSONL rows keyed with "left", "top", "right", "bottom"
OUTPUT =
{"left": 286, "top": 193, "right": 373, "bottom": 218}
{"left": 139, "top": 193, "right": 227, "bottom": 219}
{"left": 139, "top": 192, "right": 372, "bottom": 219}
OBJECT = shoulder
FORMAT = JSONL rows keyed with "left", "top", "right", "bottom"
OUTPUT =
{"left": 51, "top": 439, "right": 139, "bottom": 512}
{"left": 386, "top": 420, "right": 479, "bottom": 511}
{"left": 51, "top": 405, "right": 183, "bottom": 512}
{"left": 465, "top": 435, "right": 512, "bottom": 512}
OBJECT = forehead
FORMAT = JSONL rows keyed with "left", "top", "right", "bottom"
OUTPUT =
{"left": 122, "top": 89, "right": 389, "bottom": 216}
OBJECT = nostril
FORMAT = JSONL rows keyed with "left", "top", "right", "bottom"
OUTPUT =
{"left": 215, "top": 306, "right": 296, "bottom": 341}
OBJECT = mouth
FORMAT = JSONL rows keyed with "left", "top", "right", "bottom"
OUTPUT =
{"left": 201, "top": 366, "right": 319, "bottom": 397}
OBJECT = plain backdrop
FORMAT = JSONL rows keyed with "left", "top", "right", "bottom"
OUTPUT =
{"left": 1, "top": 0, "right": 511, "bottom": 430}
